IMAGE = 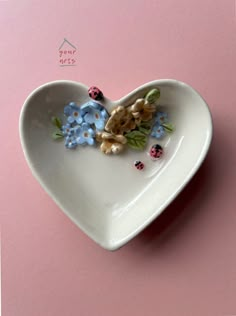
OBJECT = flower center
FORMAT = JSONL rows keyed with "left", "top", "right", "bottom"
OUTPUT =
{"left": 74, "top": 111, "right": 78, "bottom": 117}
{"left": 95, "top": 113, "right": 99, "bottom": 119}
{"left": 84, "top": 132, "right": 88, "bottom": 137}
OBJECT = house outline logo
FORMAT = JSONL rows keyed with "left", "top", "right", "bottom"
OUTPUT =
{"left": 58, "top": 38, "right": 77, "bottom": 67}
{"left": 59, "top": 38, "right": 77, "bottom": 51}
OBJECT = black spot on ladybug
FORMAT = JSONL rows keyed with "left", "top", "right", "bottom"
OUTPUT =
{"left": 153, "top": 144, "right": 162, "bottom": 151}
{"left": 134, "top": 160, "right": 144, "bottom": 170}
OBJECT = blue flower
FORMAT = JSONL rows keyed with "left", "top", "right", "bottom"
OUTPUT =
{"left": 154, "top": 111, "right": 168, "bottom": 125}
{"left": 151, "top": 123, "right": 165, "bottom": 139}
{"left": 65, "top": 134, "right": 78, "bottom": 149}
{"left": 64, "top": 102, "right": 76, "bottom": 115}
{"left": 80, "top": 100, "right": 103, "bottom": 116}
{"left": 64, "top": 102, "right": 83, "bottom": 125}
{"left": 62, "top": 125, "right": 80, "bottom": 149}
{"left": 76, "top": 123, "right": 95, "bottom": 145}
{"left": 84, "top": 107, "right": 108, "bottom": 131}
{"left": 61, "top": 123, "right": 73, "bottom": 136}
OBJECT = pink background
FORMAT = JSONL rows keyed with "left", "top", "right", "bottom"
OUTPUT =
{"left": 1, "top": 0, "right": 236, "bottom": 315}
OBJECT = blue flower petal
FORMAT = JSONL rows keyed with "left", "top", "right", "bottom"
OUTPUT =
{"left": 88, "top": 127, "right": 95, "bottom": 136}
{"left": 151, "top": 123, "right": 165, "bottom": 139}
{"left": 101, "top": 109, "right": 109, "bottom": 119}
{"left": 77, "top": 136, "right": 85, "bottom": 145}
{"left": 81, "top": 122, "right": 90, "bottom": 130}
{"left": 67, "top": 116, "right": 74, "bottom": 124}
{"left": 68, "top": 102, "right": 77, "bottom": 107}
{"left": 154, "top": 111, "right": 168, "bottom": 125}
{"left": 84, "top": 113, "right": 94, "bottom": 125}
{"left": 95, "top": 119, "right": 105, "bottom": 130}
{"left": 75, "top": 116, "right": 83, "bottom": 124}
{"left": 87, "top": 137, "right": 95, "bottom": 145}
{"left": 64, "top": 105, "right": 72, "bottom": 116}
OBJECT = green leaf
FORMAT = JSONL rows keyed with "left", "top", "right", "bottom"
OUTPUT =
{"left": 52, "top": 130, "right": 64, "bottom": 140}
{"left": 162, "top": 123, "right": 174, "bottom": 133}
{"left": 51, "top": 116, "right": 62, "bottom": 129}
{"left": 138, "top": 121, "right": 152, "bottom": 135}
{"left": 125, "top": 130, "right": 147, "bottom": 150}
{"left": 145, "top": 88, "right": 160, "bottom": 104}
{"left": 138, "top": 127, "right": 150, "bottom": 135}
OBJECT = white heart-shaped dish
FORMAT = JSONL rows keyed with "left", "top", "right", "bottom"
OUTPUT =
{"left": 19, "top": 79, "right": 212, "bottom": 250}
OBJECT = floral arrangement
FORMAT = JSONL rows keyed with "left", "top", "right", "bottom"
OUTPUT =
{"left": 52, "top": 87, "right": 174, "bottom": 154}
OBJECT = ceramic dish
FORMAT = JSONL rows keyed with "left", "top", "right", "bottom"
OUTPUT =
{"left": 19, "top": 79, "right": 213, "bottom": 250}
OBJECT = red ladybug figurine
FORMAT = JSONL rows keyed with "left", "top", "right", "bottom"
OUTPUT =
{"left": 149, "top": 144, "right": 163, "bottom": 159}
{"left": 134, "top": 160, "right": 145, "bottom": 170}
{"left": 88, "top": 86, "right": 103, "bottom": 101}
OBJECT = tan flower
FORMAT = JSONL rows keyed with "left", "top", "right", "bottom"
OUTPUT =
{"left": 105, "top": 105, "right": 136, "bottom": 135}
{"left": 129, "top": 98, "right": 156, "bottom": 125}
{"left": 96, "top": 131, "right": 127, "bottom": 154}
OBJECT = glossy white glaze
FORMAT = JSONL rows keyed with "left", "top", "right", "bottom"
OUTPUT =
{"left": 19, "top": 80, "right": 213, "bottom": 250}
